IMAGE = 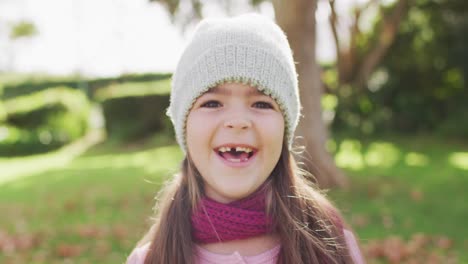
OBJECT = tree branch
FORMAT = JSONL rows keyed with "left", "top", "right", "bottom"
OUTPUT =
{"left": 328, "top": 0, "right": 343, "bottom": 83}
{"left": 354, "top": 0, "right": 409, "bottom": 90}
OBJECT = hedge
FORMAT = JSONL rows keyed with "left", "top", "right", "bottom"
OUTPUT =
{"left": 101, "top": 93, "right": 172, "bottom": 141}
{"left": 1, "top": 73, "right": 172, "bottom": 100}
{"left": 0, "top": 87, "right": 91, "bottom": 156}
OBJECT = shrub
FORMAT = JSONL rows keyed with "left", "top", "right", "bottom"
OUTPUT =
{"left": 101, "top": 94, "right": 172, "bottom": 141}
{"left": 436, "top": 107, "right": 468, "bottom": 138}
{"left": 0, "top": 102, "right": 6, "bottom": 123}
{"left": 0, "top": 87, "right": 91, "bottom": 156}
{"left": 1, "top": 73, "right": 172, "bottom": 100}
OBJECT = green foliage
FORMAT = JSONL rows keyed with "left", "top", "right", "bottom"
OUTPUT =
{"left": 0, "top": 74, "right": 174, "bottom": 155}
{"left": 436, "top": 107, "right": 468, "bottom": 138}
{"left": 331, "top": 0, "right": 468, "bottom": 138}
{"left": 4, "top": 87, "right": 85, "bottom": 115}
{"left": 0, "top": 125, "right": 63, "bottom": 156}
{"left": 0, "top": 87, "right": 91, "bottom": 156}
{"left": 0, "top": 72, "right": 172, "bottom": 100}
{"left": 96, "top": 77, "right": 173, "bottom": 141}
{"left": 94, "top": 79, "right": 171, "bottom": 101}
{"left": 9, "top": 20, "right": 37, "bottom": 39}
{"left": 0, "top": 101, "right": 6, "bottom": 123}
{"left": 101, "top": 93, "right": 172, "bottom": 141}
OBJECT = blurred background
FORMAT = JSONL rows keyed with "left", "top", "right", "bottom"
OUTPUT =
{"left": 0, "top": 0, "right": 466, "bottom": 263}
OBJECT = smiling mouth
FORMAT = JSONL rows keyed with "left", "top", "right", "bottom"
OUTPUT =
{"left": 214, "top": 146, "right": 257, "bottom": 163}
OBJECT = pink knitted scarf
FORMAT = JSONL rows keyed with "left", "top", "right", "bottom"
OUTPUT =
{"left": 191, "top": 186, "right": 273, "bottom": 244}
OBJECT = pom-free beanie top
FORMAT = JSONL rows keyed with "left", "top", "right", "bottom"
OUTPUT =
{"left": 166, "top": 14, "right": 301, "bottom": 152}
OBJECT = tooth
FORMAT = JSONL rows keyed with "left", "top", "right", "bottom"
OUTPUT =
{"left": 236, "top": 147, "right": 243, "bottom": 152}
{"left": 226, "top": 147, "right": 231, "bottom": 152}
{"left": 245, "top": 148, "right": 252, "bottom": 153}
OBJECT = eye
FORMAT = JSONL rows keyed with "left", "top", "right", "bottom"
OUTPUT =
{"left": 200, "top": 100, "right": 222, "bottom": 108}
{"left": 253, "top": 101, "right": 274, "bottom": 109}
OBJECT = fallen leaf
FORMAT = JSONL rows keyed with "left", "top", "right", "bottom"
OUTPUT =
{"left": 410, "top": 189, "right": 424, "bottom": 202}
{"left": 351, "top": 214, "right": 369, "bottom": 228}
{"left": 435, "top": 236, "right": 453, "bottom": 250}
{"left": 55, "top": 243, "right": 84, "bottom": 258}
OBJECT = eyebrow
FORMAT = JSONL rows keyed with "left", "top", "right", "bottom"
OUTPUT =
{"left": 206, "top": 86, "right": 265, "bottom": 96}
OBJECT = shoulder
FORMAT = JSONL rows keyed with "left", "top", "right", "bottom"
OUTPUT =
{"left": 343, "top": 229, "right": 366, "bottom": 264}
{"left": 319, "top": 200, "right": 365, "bottom": 263}
{"left": 126, "top": 243, "right": 150, "bottom": 264}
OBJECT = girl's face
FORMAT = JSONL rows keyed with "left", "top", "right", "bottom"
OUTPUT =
{"left": 186, "top": 83, "right": 284, "bottom": 203}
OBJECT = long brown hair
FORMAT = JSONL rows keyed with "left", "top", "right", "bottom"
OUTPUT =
{"left": 139, "top": 139, "right": 356, "bottom": 263}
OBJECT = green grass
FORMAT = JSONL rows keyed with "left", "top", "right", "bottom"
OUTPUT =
{"left": 329, "top": 135, "right": 467, "bottom": 262}
{"left": 0, "top": 134, "right": 466, "bottom": 263}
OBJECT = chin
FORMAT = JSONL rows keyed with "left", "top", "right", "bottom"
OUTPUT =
{"left": 210, "top": 183, "right": 259, "bottom": 203}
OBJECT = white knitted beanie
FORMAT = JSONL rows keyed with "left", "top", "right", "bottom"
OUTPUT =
{"left": 167, "top": 13, "right": 301, "bottom": 153}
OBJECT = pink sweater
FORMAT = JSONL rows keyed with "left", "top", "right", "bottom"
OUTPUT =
{"left": 126, "top": 229, "right": 365, "bottom": 264}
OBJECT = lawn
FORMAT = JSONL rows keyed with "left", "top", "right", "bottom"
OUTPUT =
{"left": 0, "top": 133, "right": 466, "bottom": 263}
{"left": 330, "top": 135, "right": 467, "bottom": 263}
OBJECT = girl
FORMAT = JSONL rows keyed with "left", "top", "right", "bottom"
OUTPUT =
{"left": 127, "top": 14, "right": 365, "bottom": 264}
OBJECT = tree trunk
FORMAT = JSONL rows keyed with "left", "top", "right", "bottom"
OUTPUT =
{"left": 272, "top": 0, "right": 348, "bottom": 189}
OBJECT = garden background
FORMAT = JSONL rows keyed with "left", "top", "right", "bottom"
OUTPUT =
{"left": 0, "top": 0, "right": 467, "bottom": 263}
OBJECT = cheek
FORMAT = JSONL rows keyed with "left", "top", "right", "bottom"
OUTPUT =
{"left": 186, "top": 114, "right": 205, "bottom": 176}
{"left": 262, "top": 115, "right": 285, "bottom": 144}
{"left": 186, "top": 112, "right": 216, "bottom": 169}
{"left": 259, "top": 115, "right": 284, "bottom": 167}
{"left": 270, "top": 128, "right": 284, "bottom": 163}
{"left": 186, "top": 113, "right": 205, "bottom": 152}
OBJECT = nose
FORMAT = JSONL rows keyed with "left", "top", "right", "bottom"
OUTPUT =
{"left": 224, "top": 116, "right": 252, "bottom": 130}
